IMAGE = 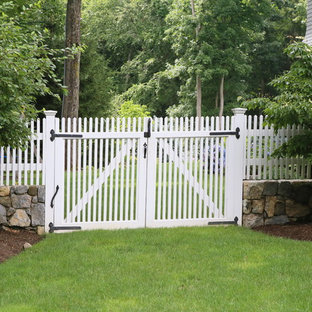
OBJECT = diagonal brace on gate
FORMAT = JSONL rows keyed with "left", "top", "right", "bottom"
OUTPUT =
{"left": 161, "top": 140, "right": 220, "bottom": 218}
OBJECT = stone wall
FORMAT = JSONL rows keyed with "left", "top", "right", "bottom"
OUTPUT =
{"left": 0, "top": 186, "right": 45, "bottom": 233}
{"left": 243, "top": 180, "right": 312, "bottom": 227}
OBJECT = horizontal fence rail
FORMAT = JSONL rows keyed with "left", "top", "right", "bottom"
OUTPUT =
{"left": 0, "top": 115, "right": 311, "bottom": 186}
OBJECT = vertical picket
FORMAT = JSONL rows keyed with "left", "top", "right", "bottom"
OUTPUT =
{"left": 219, "top": 117, "right": 227, "bottom": 216}
{"left": 167, "top": 118, "right": 173, "bottom": 219}
{"left": 258, "top": 115, "right": 263, "bottom": 179}
{"left": 161, "top": 118, "right": 167, "bottom": 219}
{"left": 172, "top": 118, "right": 178, "bottom": 219}
{"left": 198, "top": 117, "right": 204, "bottom": 218}
{"left": 214, "top": 117, "right": 220, "bottom": 217}
{"left": 23, "top": 138, "right": 28, "bottom": 185}
{"left": 178, "top": 118, "right": 183, "bottom": 219}
{"left": 157, "top": 118, "right": 162, "bottom": 219}
{"left": 72, "top": 118, "right": 77, "bottom": 223}
{"left": 120, "top": 118, "right": 125, "bottom": 221}
{"left": 87, "top": 118, "right": 93, "bottom": 222}
{"left": 187, "top": 117, "right": 194, "bottom": 218}
{"left": 130, "top": 118, "right": 135, "bottom": 221}
{"left": 203, "top": 117, "right": 209, "bottom": 218}
{"left": 109, "top": 119, "right": 114, "bottom": 221}
{"left": 98, "top": 118, "right": 103, "bottom": 221}
{"left": 93, "top": 118, "right": 98, "bottom": 221}
{"left": 103, "top": 118, "right": 109, "bottom": 221}
{"left": 125, "top": 118, "right": 131, "bottom": 221}
{"left": 77, "top": 118, "right": 82, "bottom": 223}
{"left": 82, "top": 118, "right": 87, "bottom": 222}
{"left": 66, "top": 118, "right": 71, "bottom": 222}
{"left": 252, "top": 115, "right": 257, "bottom": 179}
{"left": 263, "top": 123, "right": 268, "bottom": 179}
{"left": 193, "top": 117, "right": 198, "bottom": 218}
{"left": 36, "top": 119, "right": 41, "bottom": 185}
{"left": 183, "top": 117, "right": 189, "bottom": 219}
{"left": 208, "top": 117, "right": 214, "bottom": 218}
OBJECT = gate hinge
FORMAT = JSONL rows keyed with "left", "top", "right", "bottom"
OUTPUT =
{"left": 50, "top": 129, "right": 83, "bottom": 141}
{"left": 208, "top": 217, "right": 239, "bottom": 226}
{"left": 49, "top": 222, "right": 82, "bottom": 233}
{"left": 210, "top": 127, "right": 240, "bottom": 139}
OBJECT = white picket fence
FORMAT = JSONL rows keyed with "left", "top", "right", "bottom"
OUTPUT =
{"left": 0, "top": 114, "right": 311, "bottom": 186}
{"left": 0, "top": 119, "right": 45, "bottom": 186}
{"left": 245, "top": 115, "right": 311, "bottom": 180}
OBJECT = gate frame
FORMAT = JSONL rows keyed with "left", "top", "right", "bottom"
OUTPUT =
{"left": 44, "top": 109, "right": 246, "bottom": 233}
{"left": 145, "top": 108, "right": 246, "bottom": 227}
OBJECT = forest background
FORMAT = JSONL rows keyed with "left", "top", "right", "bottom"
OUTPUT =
{"left": 1, "top": 0, "right": 307, "bottom": 120}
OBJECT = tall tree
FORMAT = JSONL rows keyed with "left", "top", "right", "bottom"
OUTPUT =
{"left": 165, "top": 0, "right": 269, "bottom": 117}
{"left": 62, "top": 0, "right": 81, "bottom": 119}
{"left": 190, "top": 0, "right": 202, "bottom": 117}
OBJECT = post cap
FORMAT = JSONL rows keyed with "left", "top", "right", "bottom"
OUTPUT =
{"left": 232, "top": 108, "right": 247, "bottom": 115}
{"left": 44, "top": 110, "right": 57, "bottom": 117}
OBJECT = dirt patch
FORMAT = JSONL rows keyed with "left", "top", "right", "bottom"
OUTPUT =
{"left": 253, "top": 223, "right": 312, "bottom": 241}
{"left": 0, "top": 227, "right": 43, "bottom": 263}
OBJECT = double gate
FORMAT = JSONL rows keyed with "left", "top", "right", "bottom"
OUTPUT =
{"left": 45, "top": 112, "right": 246, "bottom": 232}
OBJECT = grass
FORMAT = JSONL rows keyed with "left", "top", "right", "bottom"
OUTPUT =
{"left": 1, "top": 226, "right": 312, "bottom": 311}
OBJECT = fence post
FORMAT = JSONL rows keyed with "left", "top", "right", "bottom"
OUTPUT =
{"left": 44, "top": 111, "right": 57, "bottom": 233}
{"left": 226, "top": 108, "right": 247, "bottom": 225}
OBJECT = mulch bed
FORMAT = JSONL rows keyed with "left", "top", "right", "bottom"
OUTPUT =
{"left": 253, "top": 223, "right": 312, "bottom": 242}
{"left": 1, "top": 224, "right": 311, "bottom": 263}
{"left": 0, "top": 227, "right": 43, "bottom": 263}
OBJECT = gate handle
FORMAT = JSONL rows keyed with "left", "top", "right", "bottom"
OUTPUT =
{"left": 50, "top": 185, "right": 59, "bottom": 208}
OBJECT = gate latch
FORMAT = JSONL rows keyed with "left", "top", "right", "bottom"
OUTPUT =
{"left": 143, "top": 143, "right": 148, "bottom": 158}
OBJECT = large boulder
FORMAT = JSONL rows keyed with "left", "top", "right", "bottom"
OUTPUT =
{"left": 243, "top": 213, "right": 264, "bottom": 228}
{"left": 31, "top": 203, "right": 45, "bottom": 226}
{"left": 12, "top": 185, "right": 28, "bottom": 195}
{"left": 11, "top": 194, "right": 32, "bottom": 209}
{"left": 243, "top": 182, "right": 264, "bottom": 200}
{"left": 286, "top": 200, "right": 311, "bottom": 218}
{"left": 9, "top": 210, "right": 31, "bottom": 227}
{"left": 38, "top": 186, "right": 45, "bottom": 203}
{"left": 263, "top": 182, "right": 278, "bottom": 196}
{"left": 0, "top": 204, "right": 7, "bottom": 225}
{"left": 0, "top": 186, "right": 10, "bottom": 197}
{"left": 0, "top": 196, "right": 11, "bottom": 208}
{"left": 265, "top": 215, "right": 289, "bottom": 225}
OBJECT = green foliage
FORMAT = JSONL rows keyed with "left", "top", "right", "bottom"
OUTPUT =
{"left": 243, "top": 42, "right": 312, "bottom": 160}
{"left": 0, "top": 2, "right": 63, "bottom": 148}
{"left": 116, "top": 100, "right": 151, "bottom": 118}
{"left": 164, "top": 0, "right": 271, "bottom": 114}
{"left": 78, "top": 0, "right": 307, "bottom": 118}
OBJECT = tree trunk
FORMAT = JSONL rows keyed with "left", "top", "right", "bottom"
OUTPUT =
{"left": 215, "top": 91, "right": 219, "bottom": 109}
{"left": 219, "top": 75, "right": 224, "bottom": 120}
{"left": 190, "top": 0, "right": 202, "bottom": 117}
{"left": 125, "top": 51, "right": 132, "bottom": 91}
{"left": 62, "top": 0, "right": 81, "bottom": 119}
{"left": 196, "top": 75, "right": 202, "bottom": 118}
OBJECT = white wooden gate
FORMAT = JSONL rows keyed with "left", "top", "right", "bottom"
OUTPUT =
{"left": 44, "top": 109, "right": 246, "bottom": 232}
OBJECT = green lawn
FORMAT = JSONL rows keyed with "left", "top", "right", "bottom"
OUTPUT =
{"left": 0, "top": 226, "right": 312, "bottom": 311}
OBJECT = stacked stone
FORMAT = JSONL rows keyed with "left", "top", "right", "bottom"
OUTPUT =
{"left": 0, "top": 185, "right": 45, "bottom": 233}
{"left": 243, "top": 181, "right": 312, "bottom": 227}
